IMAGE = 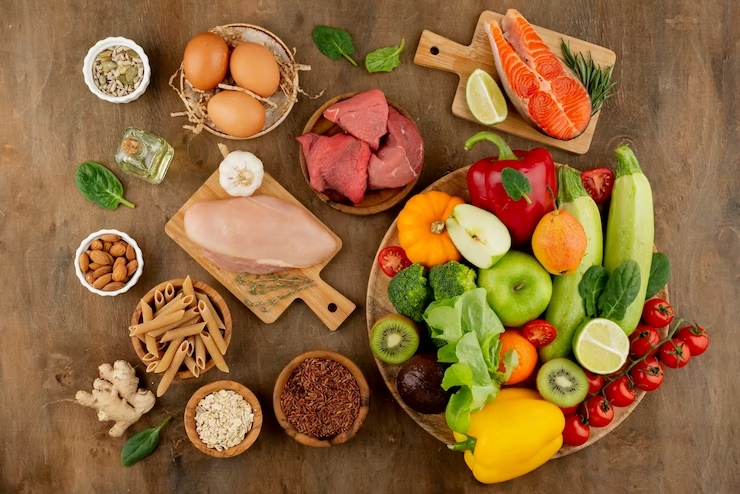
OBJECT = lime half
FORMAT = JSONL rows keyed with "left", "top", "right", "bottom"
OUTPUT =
{"left": 572, "top": 318, "right": 630, "bottom": 375}
{"left": 466, "top": 69, "right": 508, "bottom": 125}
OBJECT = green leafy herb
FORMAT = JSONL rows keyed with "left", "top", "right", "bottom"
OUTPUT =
{"left": 365, "top": 38, "right": 405, "bottom": 73}
{"left": 560, "top": 40, "right": 617, "bottom": 116}
{"left": 645, "top": 252, "right": 671, "bottom": 299}
{"left": 579, "top": 265, "right": 609, "bottom": 318}
{"left": 598, "top": 260, "right": 641, "bottom": 321}
{"left": 120, "top": 416, "right": 171, "bottom": 467}
{"left": 501, "top": 167, "right": 532, "bottom": 204}
{"left": 75, "top": 161, "right": 135, "bottom": 210}
{"left": 311, "top": 25, "right": 357, "bottom": 66}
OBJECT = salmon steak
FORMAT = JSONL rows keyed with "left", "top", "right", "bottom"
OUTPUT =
{"left": 486, "top": 9, "right": 592, "bottom": 141}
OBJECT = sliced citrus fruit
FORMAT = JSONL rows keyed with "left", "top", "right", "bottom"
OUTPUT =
{"left": 466, "top": 68, "right": 508, "bottom": 125}
{"left": 572, "top": 318, "right": 629, "bottom": 375}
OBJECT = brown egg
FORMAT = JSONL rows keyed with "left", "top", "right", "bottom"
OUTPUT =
{"left": 230, "top": 42, "right": 280, "bottom": 97}
{"left": 207, "top": 90, "right": 266, "bottom": 138}
{"left": 183, "top": 32, "right": 230, "bottom": 90}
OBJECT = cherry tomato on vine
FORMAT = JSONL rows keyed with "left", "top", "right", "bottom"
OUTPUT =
{"left": 659, "top": 338, "right": 691, "bottom": 368}
{"left": 563, "top": 414, "right": 590, "bottom": 446}
{"left": 560, "top": 404, "right": 580, "bottom": 415}
{"left": 584, "top": 369, "right": 605, "bottom": 394}
{"left": 581, "top": 167, "right": 615, "bottom": 203}
{"left": 604, "top": 376, "right": 637, "bottom": 407}
{"left": 629, "top": 325, "right": 660, "bottom": 358}
{"left": 581, "top": 395, "right": 614, "bottom": 428}
{"left": 641, "top": 299, "right": 674, "bottom": 328}
{"left": 677, "top": 325, "right": 709, "bottom": 356}
{"left": 377, "top": 246, "right": 411, "bottom": 277}
{"left": 630, "top": 357, "right": 664, "bottom": 391}
{"left": 522, "top": 320, "right": 556, "bottom": 347}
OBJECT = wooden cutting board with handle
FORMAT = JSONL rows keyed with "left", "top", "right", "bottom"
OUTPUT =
{"left": 165, "top": 145, "right": 355, "bottom": 331}
{"left": 414, "top": 10, "right": 617, "bottom": 154}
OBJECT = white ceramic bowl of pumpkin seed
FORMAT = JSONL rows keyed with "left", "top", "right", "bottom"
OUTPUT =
{"left": 82, "top": 37, "right": 151, "bottom": 103}
{"left": 74, "top": 229, "right": 144, "bottom": 296}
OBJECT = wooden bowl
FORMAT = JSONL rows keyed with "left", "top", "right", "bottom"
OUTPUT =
{"left": 273, "top": 350, "right": 371, "bottom": 447}
{"left": 131, "top": 278, "right": 232, "bottom": 379}
{"left": 184, "top": 380, "right": 262, "bottom": 458}
{"left": 298, "top": 92, "right": 422, "bottom": 215}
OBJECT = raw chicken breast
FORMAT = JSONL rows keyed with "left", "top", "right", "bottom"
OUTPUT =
{"left": 323, "top": 89, "right": 389, "bottom": 150}
{"left": 184, "top": 196, "right": 337, "bottom": 274}
{"left": 367, "top": 107, "right": 424, "bottom": 189}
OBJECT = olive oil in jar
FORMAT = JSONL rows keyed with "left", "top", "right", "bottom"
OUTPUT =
{"left": 114, "top": 127, "right": 174, "bottom": 184}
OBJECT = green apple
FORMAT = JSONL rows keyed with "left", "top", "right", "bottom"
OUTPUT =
{"left": 477, "top": 251, "right": 553, "bottom": 327}
{"left": 445, "top": 204, "right": 511, "bottom": 269}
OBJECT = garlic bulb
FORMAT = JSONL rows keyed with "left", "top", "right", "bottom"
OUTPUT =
{"left": 218, "top": 151, "right": 264, "bottom": 197}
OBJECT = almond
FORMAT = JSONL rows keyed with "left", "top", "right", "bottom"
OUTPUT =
{"left": 102, "top": 281, "right": 126, "bottom": 291}
{"left": 90, "top": 240, "right": 103, "bottom": 251}
{"left": 88, "top": 263, "right": 103, "bottom": 271}
{"left": 125, "top": 244, "right": 136, "bottom": 261}
{"left": 93, "top": 273, "right": 113, "bottom": 289}
{"left": 104, "top": 251, "right": 115, "bottom": 264}
{"left": 100, "top": 234, "right": 121, "bottom": 242}
{"left": 89, "top": 250, "right": 111, "bottom": 265}
{"left": 93, "top": 265, "right": 113, "bottom": 279}
{"left": 112, "top": 264, "right": 127, "bottom": 282}
{"left": 85, "top": 271, "right": 95, "bottom": 285}
{"left": 126, "top": 259, "right": 139, "bottom": 276}
{"left": 114, "top": 257, "right": 127, "bottom": 269}
{"left": 86, "top": 249, "right": 93, "bottom": 256}
{"left": 103, "top": 241, "right": 113, "bottom": 252}
{"left": 79, "top": 253, "right": 90, "bottom": 273}
{"left": 109, "top": 242, "right": 127, "bottom": 257}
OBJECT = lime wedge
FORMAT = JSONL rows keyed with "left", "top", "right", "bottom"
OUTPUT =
{"left": 466, "top": 68, "right": 508, "bottom": 125}
{"left": 572, "top": 318, "right": 630, "bottom": 375}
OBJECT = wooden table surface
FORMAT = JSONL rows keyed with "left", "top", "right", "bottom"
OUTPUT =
{"left": 1, "top": 1, "right": 738, "bottom": 492}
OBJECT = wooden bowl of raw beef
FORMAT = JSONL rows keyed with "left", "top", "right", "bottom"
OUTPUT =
{"left": 298, "top": 91, "right": 423, "bottom": 215}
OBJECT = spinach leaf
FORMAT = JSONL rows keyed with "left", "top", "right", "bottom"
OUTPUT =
{"left": 121, "top": 416, "right": 171, "bottom": 467}
{"left": 598, "top": 260, "right": 641, "bottom": 321}
{"left": 365, "top": 38, "right": 405, "bottom": 73}
{"left": 501, "top": 168, "right": 532, "bottom": 204}
{"left": 579, "top": 265, "right": 609, "bottom": 318}
{"left": 645, "top": 252, "right": 671, "bottom": 299}
{"left": 75, "top": 161, "right": 135, "bottom": 210}
{"left": 311, "top": 25, "right": 357, "bottom": 66}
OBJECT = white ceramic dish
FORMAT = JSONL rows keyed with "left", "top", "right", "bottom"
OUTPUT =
{"left": 82, "top": 37, "right": 151, "bottom": 103}
{"left": 74, "top": 229, "right": 144, "bottom": 296}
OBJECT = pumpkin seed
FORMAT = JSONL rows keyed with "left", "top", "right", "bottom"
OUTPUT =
{"left": 102, "top": 60, "right": 118, "bottom": 72}
{"left": 98, "top": 50, "right": 112, "bottom": 58}
{"left": 125, "top": 66, "right": 137, "bottom": 83}
{"left": 118, "top": 74, "right": 129, "bottom": 84}
{"left": 126, "top": 49, "right": 140, "bottom": 59}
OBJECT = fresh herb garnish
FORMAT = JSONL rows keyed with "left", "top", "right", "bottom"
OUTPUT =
{"left": 578, "top": 265, "right": 609, "bottom": 318}
{"left": 365, "top": 38, "right": 405, "bottom": 73}
{"left": 598, "top": 260, "right": 642, "bottom": 321}
{"left": 501, "top": 167, "right": 532, "bottom": 204}
{"left": 311, "top": 25, "right": 357, "bottom": 66}
{"left": 561, "top": 40, "right": 617, "bottom": 116}
{"left": 121, "top": 416, "right": 171, "bottom": 467}
{"left": 645, "top": 252, "right": 671, "bottom": 299}
{"left": 74, "top": 161, "right": 135, "bottom": 210}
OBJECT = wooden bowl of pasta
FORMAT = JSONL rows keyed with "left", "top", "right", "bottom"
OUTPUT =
{"left": 130, "top": 277, "right": 232, "bottom": 381}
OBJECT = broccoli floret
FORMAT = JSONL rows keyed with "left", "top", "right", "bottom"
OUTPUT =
{"left": 387, "top": 263, "right": 432, "bottom": 322}
{"left": 429, "top": 261, "right": 477, "bottom": 301}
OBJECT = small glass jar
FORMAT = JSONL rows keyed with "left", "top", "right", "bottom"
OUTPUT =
{"left": 114, "top": 127, "right": 174, "bottom": 184}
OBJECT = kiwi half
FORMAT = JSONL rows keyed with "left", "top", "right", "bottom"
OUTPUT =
{"left": 370, "top": 314, "right": 420, "bottom": 365}
{"left": 536, "top": 358, "right": 589, "bottom": 407}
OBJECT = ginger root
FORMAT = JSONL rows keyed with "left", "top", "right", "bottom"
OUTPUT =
{"left": 75, "top": 360, "right": 155, "bottom": 437}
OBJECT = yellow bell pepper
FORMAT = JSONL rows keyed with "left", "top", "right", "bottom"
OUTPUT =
{"left": 450, "top": 388, "right": 565, "bottom": 484}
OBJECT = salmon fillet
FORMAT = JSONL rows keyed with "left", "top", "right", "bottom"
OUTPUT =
{"left": 487, "top": 10, "right": 592, "bottom": 141}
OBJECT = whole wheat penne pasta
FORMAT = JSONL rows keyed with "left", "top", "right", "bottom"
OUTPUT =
{"left": 147, "top": 310, "right": 200, "bottom": 338}
{"left": 198, "top": 300, "right": 227, "bottom": 355}
{"left": 195, "top": 334, "right": 206, "bottom": 369}
{"left": 154, "top": 290, "right": 165, "bottom": 311}
{"left": 146, "top": 361, "right": 160, "bottom": 373}
{"left": 141, "top": 300, "right": 159, "bottom": 358}
{"left": 129, "top": 310, "right": 185, "bottom": 337}
{"left": 153, "top": 292, "right": 183, "bottom": 318}
{"left": 154, "top": 294, "right": 193, "bottom": 319}
{"left": 142, "top": 352, "right": 158, "bottom": 364}
{"left": 157, "top": 340, "right": 189, "bottom": 397}
{"left": 195, "top": 292, "right": 225, "bottom": 329}
{"left": 155, "top": 336, "right": 184, "bottom": 373}
{"left": 135, "top": 334, "right": 146, "bottom": 343}
{"left": 199, "top": 332, "right": 229, "bottom": 372}
{"left": 182, "top": 276, "right": 197, "bottom": 309}
{"left": 157, "top": 340, "right": 167, "bottom": 351}
{"left": 184, "top": 355, "right": 200, "bottom": 378}
{"left": 186, "top": 336, "right": 195, "bottom": 357}
{"left": 164, "top": 283, "right": 175, "bottom": 303}
{"left": 160, "top": 322, "right": 207, "bottom": 343}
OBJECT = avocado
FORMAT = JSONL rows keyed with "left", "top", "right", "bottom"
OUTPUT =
{"left": 396, "top": 353, "right": 450, "bottom": 415}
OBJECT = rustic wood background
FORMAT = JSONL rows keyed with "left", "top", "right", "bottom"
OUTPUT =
{"left": 1, "top": 1, "right": 737, "bottom": 492}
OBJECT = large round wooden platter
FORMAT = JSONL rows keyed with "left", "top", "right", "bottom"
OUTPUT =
{"left": 366, "top": 165, "right": 668, "bottom": 458}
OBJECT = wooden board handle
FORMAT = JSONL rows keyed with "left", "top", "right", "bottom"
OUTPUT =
{"left": 414, "top": 30, "right": 483, "bottom": 76}
{"left": 299, "top": 278, "right": 356, "bottom": 331}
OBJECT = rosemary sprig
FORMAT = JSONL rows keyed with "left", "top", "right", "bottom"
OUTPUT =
{"left": 561, "top": 40, "right": 617, "bottom": 116}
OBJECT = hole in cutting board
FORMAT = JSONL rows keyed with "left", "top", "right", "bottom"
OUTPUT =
{"left": 430, "top": 46, "right": 439, "bottom": 55}
{"left": 328, "top": 303, "right": 337, "bottom": 313}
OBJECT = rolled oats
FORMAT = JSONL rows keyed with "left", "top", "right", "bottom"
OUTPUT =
{"left": 195, "top": 389, "right": 254, "bottom": 451}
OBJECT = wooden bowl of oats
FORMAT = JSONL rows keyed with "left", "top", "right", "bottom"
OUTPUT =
{"left": 184, "top": 380, "right": 262, "bottom": 458}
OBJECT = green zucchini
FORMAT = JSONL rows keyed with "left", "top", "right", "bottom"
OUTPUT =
{"left": 541, "top": 166, "right": 603, "bottom": 362}
{"left": 603, "top": 145, "right": 654, "bottom": 336}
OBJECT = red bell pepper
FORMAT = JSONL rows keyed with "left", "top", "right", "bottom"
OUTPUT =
{"left": 465, "top": 132, "right": 557, "bottom": 246}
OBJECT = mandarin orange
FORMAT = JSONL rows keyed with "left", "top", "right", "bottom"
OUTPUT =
{"left": 498, "top": 329, "right": 538, "bottom": 385}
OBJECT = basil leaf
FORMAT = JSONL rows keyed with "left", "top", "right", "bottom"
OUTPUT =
{"left": 645, "top": 252, "right": 671, "bottom": 299}
{"left": 500, "top": 167, "right": 532, "bottom": 204}
{"left": 121, "top": 416, "right": 171, "bottom": 467}
{"left": 578, "top": 266, "right": 609, "bottom": 317}
{"left": 75, "top": 161, "right": 135, "bottom": 210}
{"left": 365, "top": 38, "right": 405, "bottom": 73}
{"left": 598, "top": 260, "right": 641, "bottom": 321}
{"left": 311, "top": 25, "right": 357, "bottom": 66}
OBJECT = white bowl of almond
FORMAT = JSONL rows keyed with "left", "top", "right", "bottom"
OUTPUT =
{"left": 74, "top": 229, "right": 144, "bottom": 296}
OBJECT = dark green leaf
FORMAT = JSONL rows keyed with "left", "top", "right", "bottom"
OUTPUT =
{"left": 74, "top": 161, "right": 135, "bottom": 210}
{"left": 646, "top": 252, "right": 672, "bottom": 299}
{"left": 501, "top": 167, "right": 532, "bottom": 204}
{"left": 121, "top": 416, "right": 171, "bottom": 467}
{"left": 311, "top": 25, "right": 357, "bottom": 66}
{"left": 598, "top": 260, "right": 641, "bottom": 321}
{"left": 365, "top": 38, "right": 405, "bottom": 73}
{"left": 579, "top": 265, "right": 609, "bottom": 317}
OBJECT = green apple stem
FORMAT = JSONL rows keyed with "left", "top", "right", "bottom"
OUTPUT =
{"left": 513, "top": 280, "right": 527, "bottom": 292}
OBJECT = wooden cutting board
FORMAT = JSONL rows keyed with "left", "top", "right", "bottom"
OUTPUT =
{"left": 165, "top": 151, "right": 355, "bottom": 331}
{"left": 414, "top": 10, "right": 617, "bottom": 154}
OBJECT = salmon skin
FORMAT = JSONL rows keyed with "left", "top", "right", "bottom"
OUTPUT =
{"left": 487, "top": 10, "right": 592, "bottom": 141}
